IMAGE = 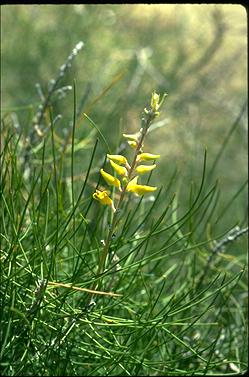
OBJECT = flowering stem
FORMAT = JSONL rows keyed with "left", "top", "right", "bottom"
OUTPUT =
{"left": 87, "top": 113, "right": 154, "bottom": 304}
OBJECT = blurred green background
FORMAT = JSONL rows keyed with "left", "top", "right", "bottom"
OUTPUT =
{"left": 2, "top": 4, "right": 247, "bottom": 234}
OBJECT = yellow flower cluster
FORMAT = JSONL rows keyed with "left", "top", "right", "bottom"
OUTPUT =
{"left": 93, "top": 148, "right": 160, "bottom": 211}
{"left": 92, "top": 91, "right": 166, "bottom": 212}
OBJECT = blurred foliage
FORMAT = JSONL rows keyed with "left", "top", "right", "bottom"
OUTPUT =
{"left": 2, "top": 4, "right": 247, "bottom": 235}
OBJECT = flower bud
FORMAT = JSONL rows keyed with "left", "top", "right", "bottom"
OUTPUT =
{"left": 100, "top": 169, "right": 121, "bottom": 190}
{"left": 136, "top": 153, "right": 160, "bottom": 162}
{"left": 136, "top": 164, "right": 156, "bottom": 174}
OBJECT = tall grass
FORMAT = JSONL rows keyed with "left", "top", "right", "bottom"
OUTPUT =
{"left": 1, "top": 101, "right": 247, "bottom": 375}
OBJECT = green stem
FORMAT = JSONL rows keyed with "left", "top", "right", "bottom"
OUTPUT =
{"left": 87, "top": 112, "right": 154, "bottom": 304}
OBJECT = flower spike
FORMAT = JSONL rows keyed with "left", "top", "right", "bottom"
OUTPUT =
{"left": 89, "top": 91, "right": 165, "bottom": 301}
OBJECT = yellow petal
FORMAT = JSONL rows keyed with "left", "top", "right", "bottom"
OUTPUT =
{"left": 123, "top": 132, "right": 140, "bottom": 142}
{"left": 93, "top": 190, "right": 113, "bottom": 206}
{"left": 100, "top": 169, "right": 121, "bottom": 189}
{"left": 107, "top": 154, "right": 127, "bottom": 165}
{"left": 136, "top": 164, "right": 156, "bottom": 174}
{"left": 136, "top": 153, "right": 160, "bottom": 162}
{"left": 126, "top": 176, "right": 138, "bottom": 191}
{"left": 128, "top": 140, "right": 137, "bottom": 149}
{"left": 110, "top": 160, "right": 128, "bottom": 177}
{"left": 128, "top": 184, "right": 157, "bottom": 196}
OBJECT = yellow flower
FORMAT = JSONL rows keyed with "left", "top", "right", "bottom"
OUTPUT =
{"left": 123, "top": 132, "right": 140, "bottom": 142}
{"left": 100, "top": 169, "right": 121, "bottom": 190}
{"left": 93, "top": 190, "right": 113, "bottom": 206}
{"left": 127, "top": 176, "right": 157, "bottom": 195}
{"left": 93, "top": 190, "right": 116, "bottom": 212}
{"left": 107, "top": 154, "right": 127, "bottom": 165}
{"left": 127, "top": 140, "right": 138, "bottom": 149}
{"left": 136, "top": 153, "right": 160, "bottom": 162}
{"left": 110, "top": 160, "right": 128, "bottom": 177}
{"left": 126, "top": 176, "right": 138, "bottom": 191}
{"left": 136, "top": 164, "right": 156, "bottom": 174}
{"left": 127, "top": 183, "right": 157, "bottom": 196}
